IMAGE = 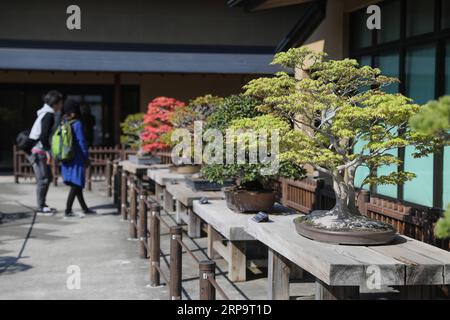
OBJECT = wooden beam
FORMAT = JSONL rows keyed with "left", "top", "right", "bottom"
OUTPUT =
{"left": 268, "top": 248, "right": 291, "bottom": 300}
{"left": 113, "top": 73, "right": 121, "bottom": 145}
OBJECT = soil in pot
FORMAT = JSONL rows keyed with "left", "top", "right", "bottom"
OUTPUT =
{"left": 223, "top": 186, "right": 276, "bottom": 213}
{"left": 293, "top": 202, "right": 396, "bottom": 245}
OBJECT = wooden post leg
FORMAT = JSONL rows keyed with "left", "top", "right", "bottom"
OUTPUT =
{"left": 207, "top": 225, "right": 221, "bottom": 259}
{"left": 120, "top": 172, "right": 128, "bottom": 220}
{"left": 106, "top": 160, "right": 112, "bottom": 197}
{"left": 399, "top": 285, "right": 434, "bottom": 300}
{"left": 155, "top": 184, "right": 163, "bottom": 205}
{"left": 138, "top": 192, "right": 147, "bottom": 258}
{"left": 315, "top": 279, "right": 359, "bottom": 300}
{"left": 164, "top": 189, "right": 174, "bottom": 213}
{"left": 199, "top": 261, "right": 216, "bottom": 300}
{"left": 129, "top": 180, "right": 138, "bottom": 239}
{"left": 187, "top": 208, "right": 201, "bottom": 238}
{"left": 289, "top": 261, "right": 304, "bottom": 280}
{"left": 268, "top": 248, "right": 291, "bottom": 300}
{"left": 229, "top": 240, "right": 247, "bottom": 282}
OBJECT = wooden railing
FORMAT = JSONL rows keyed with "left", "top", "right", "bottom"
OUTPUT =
{"left": 281, "top": 177, "right": 448, "bottom": 251}
{"left": 13, "top": 145, "right": 137, "bottom": 186}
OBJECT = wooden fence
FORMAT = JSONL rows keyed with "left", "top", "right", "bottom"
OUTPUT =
{"left": 13, "top": 145, "right": 137, "bottom": 186}
{"left": 281, "top": 178, "right": 449, "bottom": 251}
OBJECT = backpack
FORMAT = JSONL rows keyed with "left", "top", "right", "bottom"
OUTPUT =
{"left": 52, "top": 120, "right": 75, "bottom": 162}
{"left": 16, "top": 130, "right": 36, "bottom": 154}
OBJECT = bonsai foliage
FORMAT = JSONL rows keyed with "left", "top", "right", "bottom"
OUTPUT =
{"left": 120, "top": 113, "right": 144, "bottom": 149}
{"left": 162, "top": 94, "right": 223, "bottom": 146}
{"left": 243, "top": 47, "right": 437, "bottom": 225}
{"left": 201, "top": 96, "right": 304, "bottom": 189}
{"left": 204, "top": 94, "right": 262, "bottom": 131}
{"left": 141, "top": 97, "right": 185, "bottom": 154}
{"left": 410, "top": 96, "right": 450, "bottom": 143}
{"left": 410, "top": 96, "right": 450, "bottom": 238}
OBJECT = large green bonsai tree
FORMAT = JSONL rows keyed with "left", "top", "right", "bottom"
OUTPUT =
{"left": 243, "top": 47, "right": 437, "bottom": 231}
{"left": 202, "top": 95, "right": 304, "bottom": 190}
{"left": 410, "top": 96, "right": 450, "bottom": 238}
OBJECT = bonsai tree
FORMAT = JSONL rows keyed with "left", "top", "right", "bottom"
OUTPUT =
{"left": 120, "top": 113, "right": 144, "bottom": 150}
{"left": 202, "top": 95, "right": 304, "bottom": 191}
{"left": 410, "top": 96, "right": 450, "bottom": 238}
{"left": 243, "top": 47, "right": 437, "bottom": 243}
{"left": 162, "top": 94, "right": 223, "bottom": 145}
{"left": 141, "top": 97, "right": 185, "bottom": 154}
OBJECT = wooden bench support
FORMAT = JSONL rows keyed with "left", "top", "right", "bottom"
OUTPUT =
{"left": 399, "top": 285, "right": 435, "bottom": 299}
{"left": 155, "top": 184, "right": 164, "bottom": 205}
{"left": 176, "top": 201, "right": 201, "bottom": 237}
{"left": 315, "top": 279, "right": 359, "bottom": 300}
{"left": 128, "top": 179, "right": 138, "bottom": 239}
{"left": 229, "top": 240, "right": 247, "bottom": 282}
{"left": 163, "top": 188, "right": 174, "bottom": 214}
{"left": 120, "top": 172, "right": 128, "bottom": 220}
{"left": 268, "top": 248, "right": 291, "bottom": 300}
{"left": 207, "top": 225, "right": 222, "bottom": 259}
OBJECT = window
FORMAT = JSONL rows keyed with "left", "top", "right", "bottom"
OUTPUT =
{"left": 351, "top": 10, "right": 373, "bottom": 49}
{"left": 443, "top": 42, "right": 450, "bottom": 208}
{"left": 406, "top": 0, "right": 435, "bottom": 37}
{"left": 374, "top": 53, "right": 401, "bottom": 198}
{"left": 403, "top": 45, "right": 436, "bottom": 207}
{"left": 405, "top": 46, "right": 436, "bottom": 104}
{"left": 354, "top": 56, "right": 372, "bottom": 190}
{"left": 377, "top": 0, "right": 401, "bottom": 44}
{"left": 442, "top": 0, "right": 450, "bottom": 29}
{"left": 376, "top": 53, "right": 400, "bottom": 93}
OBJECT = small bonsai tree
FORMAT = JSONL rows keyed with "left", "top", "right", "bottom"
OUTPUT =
{"left": 410, "top": 96, "right": 450, "bottom": 238}
{"left": 141, "top": 97, "right": 185, "bottom": 154}
{"left": 243, "top": 47, "right": 437, "bottom": 234}
{"left": 162, "top": 94, "right": 223, "bottom": 144}
{"left": 120, "top": 113, "right": 144, "bottom": 150}
{"left": 202, "top": 95, "right": 304, "bottom": 190}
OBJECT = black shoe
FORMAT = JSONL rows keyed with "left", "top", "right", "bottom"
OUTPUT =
{"left": 64, "top": 212, "right": 85, "bottom": 219}
{"left": 83, "top": 208, "right": 97, "bottom": 214}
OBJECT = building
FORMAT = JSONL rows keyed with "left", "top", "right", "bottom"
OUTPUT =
{"left": 0, "top": 0, "right": 308, "bottom": 169}
{"left": 1, "top": 0, "right": 447, "bottom": 213}
{"left": 235, "top": 0, "right": 448, "bottom": 211}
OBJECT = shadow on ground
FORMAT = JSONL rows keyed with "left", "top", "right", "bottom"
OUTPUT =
{"left": 0, "top": 256, "right": 33, "bottom": 275}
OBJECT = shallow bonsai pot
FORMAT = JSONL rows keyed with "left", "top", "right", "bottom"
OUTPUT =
{"left": 169, "top": 164, "right": 201, "bottom": 174}
{"left": 128, "top": 155, "right": 161, "bottom": 165}
{"left": 293, "top": 211, "right": 396, "bottom": 245}
{"left": 185, "top": 176, "right": 234, "bottom": 191}
{"left": 223, "top": 187, "right": 275, "bottom": 213}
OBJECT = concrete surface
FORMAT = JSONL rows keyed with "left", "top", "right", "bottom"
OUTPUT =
{"left": 0, "top": 177, "right": 316, "bottom": 300}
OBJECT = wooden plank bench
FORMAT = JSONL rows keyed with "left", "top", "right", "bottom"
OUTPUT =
{"left": 119, "top": 161, "right": 154, "bottom": 222}
{"left": 149, "top": 168, "right": 191, "bottom": 209}
{"left": 165, "top": 181, "right": 224, "bottom": 237}
{"left": 192, "top": 200, "right": 295, "bottom": 282}
{"left": 246, "top": 214, "right": 450, "bottom": 300}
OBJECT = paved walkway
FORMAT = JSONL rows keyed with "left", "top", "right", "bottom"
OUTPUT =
{"left": 0, "top": 177, "right": 315, "bottom": 300}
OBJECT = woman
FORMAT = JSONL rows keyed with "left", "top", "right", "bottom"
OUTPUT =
{"left": 61, "top": 99, "right": 96, "bottom": 218}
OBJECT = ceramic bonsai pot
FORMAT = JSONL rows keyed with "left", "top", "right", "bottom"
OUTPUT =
{"left": 169, "top": 164, "right": 201, "bottom": 174}
{"left": 223, "top": 187, "right": 275, "bottom": 213}
{"left": 128, "top": 155, "right": 161, "bottom": 165}
{"left": 293, "top": 204, "right": 396, "bottom": 245}
{"left": 185, "top": 175, "right": 233, "bottom": 191}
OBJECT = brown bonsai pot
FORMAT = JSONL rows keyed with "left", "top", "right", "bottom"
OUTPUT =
{"left": 169, "top": 164, "right": 201, "bottom": 174}
{"left": 223, "top": 187, "right": 275, "bottom": 213}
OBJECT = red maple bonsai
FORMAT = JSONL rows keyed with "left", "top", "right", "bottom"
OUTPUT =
{"left": 140, "top": 96, "right": 185, "bottom": 154}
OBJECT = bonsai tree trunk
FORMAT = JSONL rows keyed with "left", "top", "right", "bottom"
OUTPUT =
{"left": 331, "top": 168, "right": 359, "bottom": 219}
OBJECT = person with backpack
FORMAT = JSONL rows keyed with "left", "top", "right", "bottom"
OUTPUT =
{"left": 28, "top": 90, "right": 63, "bottom": 216}
{"left": 59, "top": 99, "right": 96, "bottom": 218}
